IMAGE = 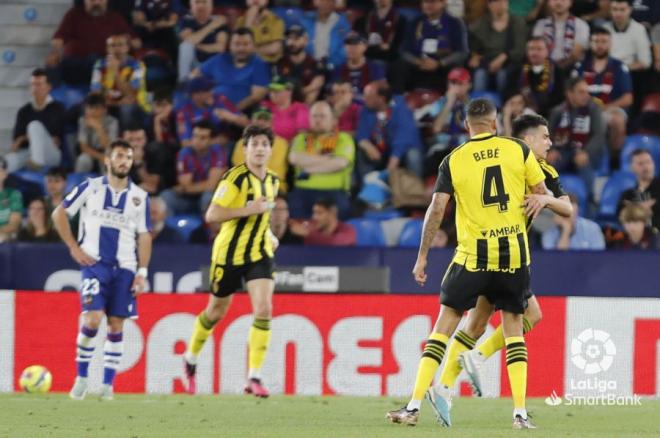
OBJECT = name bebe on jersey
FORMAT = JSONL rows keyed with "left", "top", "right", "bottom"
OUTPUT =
{"left": 473, "top": 148, "right": 500, "bottom": 161}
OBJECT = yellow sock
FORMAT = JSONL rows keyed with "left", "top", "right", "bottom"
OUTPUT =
{"left": 505, "top": 336, "right": 528, "bottom": 410}
{"left": 248, "top": 318, "right": 272, "bottom": 375}
{"left": 477, "top": 318, "right": 533, "bottom": 359}
{"left": 439, "top": 330, "right": 476, "bottom": 388}
{"left": 411, "top": 332, "right": 449, "bottom": 401}
{"left": 187, "top": 312, "right": 217, "bottom": 356}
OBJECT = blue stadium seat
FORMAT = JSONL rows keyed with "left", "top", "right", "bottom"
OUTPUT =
{"left": 620, "top": 135, "right": 660, "bottom": 175}
{"left": 346, "top": 218, "right": 386, "bottom": 247}
{"left": 271, "top": 7, "right": 304, "bottom": 28}
{"left": 559, "top": 174, "right": 588, "bottom": 213}
{"left": 398, "top": 219, "right": 423, "bottom": 247}
{"left": 469, "top": 91, "right": 502, "bottom": 108}
{"left": 598, "top": 171, "right": 637, "bottom": 219}
{"left": 166, "top": 215, "right": 203, "bottom": 242}
{"left": 51, "top": 85, "right": 89, "bottom": 109}
{"left": 397, "top": 7, "right": 422, "bottom": 25}
{"left": 595, "top": 148, "right": 610, "bottom": 177}
{"left": 363, "top": 209, "right": 403, "bottom": 221}
{"left": 65, "top": 172, "right": 97, "bottom": 194}
{"left": 11, "top": 170, "right": 46, "bottom": 194}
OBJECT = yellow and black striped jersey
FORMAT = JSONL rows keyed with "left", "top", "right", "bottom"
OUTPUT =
{"left": 526, "top": 160, "right": 567, "bottom": 230}
{"left": 434, "top": 133, "right": 545, "bottom": 271}
{"left": 210, "top": 164, "right": 279, "bottom": 266}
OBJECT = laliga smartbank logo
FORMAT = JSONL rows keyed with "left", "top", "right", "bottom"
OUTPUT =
{"left": 545, "top": 328, "right": 641, "bottom": 407}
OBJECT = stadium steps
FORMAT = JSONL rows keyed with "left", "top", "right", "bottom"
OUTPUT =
{"left": 0, "top": 87, "right": 30, "bottom": 108}
{"left": 0, "top": 46, "right": 51, "bottom": 67}
{"left": 0, "top": 3, "right": 70, "bottom": 26}
{"left": 0, "top": 25, "right": 57, "bottom": 46}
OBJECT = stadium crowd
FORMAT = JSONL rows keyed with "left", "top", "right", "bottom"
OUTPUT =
{"left": 2, "top": 0, "right": 660, "bottom": 250}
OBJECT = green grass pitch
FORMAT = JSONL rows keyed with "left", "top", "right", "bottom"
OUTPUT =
{"left": 0, "top": 394, "right": 658, "bottom": 437}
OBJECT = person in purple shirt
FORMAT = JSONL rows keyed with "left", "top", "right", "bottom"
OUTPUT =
{"left": 160, "top": 120, "right": 227, "bottom": 215}
{"left": 198, "top": 27, "right": 271, "bottom": 112}
{"left": 330, "top": 32, "right": 386, "bottom": 101}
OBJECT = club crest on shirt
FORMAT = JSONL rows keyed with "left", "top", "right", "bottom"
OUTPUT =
{"left": 132, "top": 197, "right": 141, "bottom": 206}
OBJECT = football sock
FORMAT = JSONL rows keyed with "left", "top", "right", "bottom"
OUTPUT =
{"left": 103, "top": 332, "right": 123, "bottom": 386}
{"left": 439, "top": 330, "right": 476, "bottom": 388}
{"left": 187, "top": 311, "right": 218, "bottom": 360}
{"left": 76, "top": 325, "right": 98, "bottom": 378}
{"left": 409, "top": 332, "right": 449, "bottom": 405}
{"left": 505, "top": 336, "right": 528, "bottom": 411}
{"left": 477, "top": 318, "right": 533, "bottom": 359}
{"left": 248, "top": 318, "right": 272, "bottom": 379}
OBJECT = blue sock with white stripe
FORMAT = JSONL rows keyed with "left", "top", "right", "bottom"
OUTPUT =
{"left": 103, "top": 332, "right": 123, "bottom": 386}
{"left": 76, "top": 325, "right": 98, "bottom": 378}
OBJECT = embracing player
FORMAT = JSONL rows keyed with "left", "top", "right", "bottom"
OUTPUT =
{"left": 183, "top": 125, "right": 279, "bottom": 397}
{"left": 52, "top": 139, "right": 152, "bottom": 401}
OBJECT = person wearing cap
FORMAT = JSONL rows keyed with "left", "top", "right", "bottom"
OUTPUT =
{"left": 261, "top": 76, "right": 310, "bottom": 142}
{"left": 300, "top": 0, "right": 351, "bottom": 69}
{"left": 425, "top": 67, "right": 472, "bottom": 175}
{"left": 199, "top": 27, "right": 271, "bottom": 111}
{"left": 7, "top": 68, "right": 65, "bottom": 173}
{"left": 177, "top": 0, "right": 229, "bottom": 81}
{"left": 330, "top": 31, "right": 386, "bottom": 100}
{"left": 288, "top": 100, "right": 355, "bottom": 219}
{"left": 231, "top": 108, "right": 290, "bottom": 192}
{"left": 467, "top": 0, "right": 527, "bottom": 95}
{"left": 0, "top": 157, "right": 23, "bottom": 243}
{"left": 391, "top": 0, "right": 469, "bottom": 93}
{"left": 276, "top": 25, "right": 326, "bottom": 105}
{"left": 236, "top": 0, "right": 285, "bottom": 63}
{"left": 352, "top": 0, "right": 407, "bottom": 62}
{"left": 176, "top": 77, "right": 248, "bottom": 148}
{"left": 356, "top": 81, "right": 423, "bottom": 181}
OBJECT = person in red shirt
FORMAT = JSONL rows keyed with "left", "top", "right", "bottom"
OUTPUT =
{"left": 46, "top": 0, "right": 138, "bottom": 86}
{"left": 289, "top": 198, "right": 356, "bottom": 246}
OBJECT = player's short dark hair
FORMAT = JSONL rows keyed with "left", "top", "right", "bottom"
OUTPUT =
{"left": 565, "top": 76, "right": 586, "bottom": 91}
{"left": 232, "top": 26, "right": 254, "bottom": 41}
{"left": 630, "top": 148, "right": 652, "bottom": 161}
{"left": 192, "top": 119, "right": 216, "bottom": 135}
{"left": 467, "top": 98, "right": 497, "bottom": 121}
{"left": 591, "top": 27, "right": 611, "bottom": 37}
{"left": 107, "top": 139, "right": 133, "bottom": 155}
{"left": 46, "top": 166, "right": 67, "bottom": 179}
{"left": 242, "top": 124, "right": 274, "bottom": 146}
{"left": 84, "top": 92, "right": 106, "bottom": 108}
{"left": 512, "top": 114, "right": 548, "bottom": 139}
{"left": 31, "top": 68, "right": 50, "bottom": 84}
{"left": 314, "top": 197, "right": 337, "bottom": 211}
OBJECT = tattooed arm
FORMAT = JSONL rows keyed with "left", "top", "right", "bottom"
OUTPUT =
{"left": 412, "top": 192, "right": 451, "bottom": 287}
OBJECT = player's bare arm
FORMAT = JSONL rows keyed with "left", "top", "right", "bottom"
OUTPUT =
{"left": 205, "top": 196, "right": 270, "bottom": 224}
{"left": 51, "top": 204, "right": 95, "bottom": 266}
{"left": 525, "top": 193, "right": 573, "bottom": 218}
{"left": 523, "top": 181, "right": 550, "bottom": 220}
{"left": 412, "top": 192, "right": 450, "bottom": 287}
{"left": 132, "top": 232, "right": 152, "bottom": 296}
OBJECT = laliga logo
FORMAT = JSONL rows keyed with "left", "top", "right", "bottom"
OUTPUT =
{"left": 571, "top": 328, "right": 616, "bottom": 375}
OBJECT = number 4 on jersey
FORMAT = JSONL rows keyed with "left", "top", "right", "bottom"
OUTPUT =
{"left": 482, "top": 165, "right": 510, "bottom": 212}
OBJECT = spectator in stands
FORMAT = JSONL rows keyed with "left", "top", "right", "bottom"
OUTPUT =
{"left": 577, "top": 27, "right": 633, "bottom": 166}
{"left": 236, "top": 0, "right": 285, "bottom": 63}
{"left": 44, "top": 167, "right": 67, "bottom": 213}
{"left": 0, "top": 157, "right": 23, "bottom": 243}
{"left": 519, "top": 37, "right": 567, "bottom": 117}
{"left": 91, "top": 34, "right": 150, "bottom": 128}
{"left": 150, "top": 89, "right": 178, "bottom": 146}
{"left": 176, "top": 77, "right": 248, "bottom": 147}
{"left": 132, "top": 0, "right": 179, "bottom": 61}
{"left": 426, "top": 68, "right": 471, "bottom": 174}
{"left": 617, "top": 149, "right": 660, "bottom": 230}
{"left": 654, "top": 23, "right": 660, "bottom": 76}
{"left": 17, "top": 198, "right": 60, "bottom": 243}
{"left": 352, "top": 0, "right": 406, "bottom": 62}
{"left": 199, "top": 27, "right": 271, "bottom": 111}
{"left": 532, "top": 0, "right": 590, "bottom": 71}
{"left": 548, "top": 77, "right": 606, "bottom": 193}
{"left": 468, "top": 0, "right": 527, "bottom": 94}
{"left": 270, "top": 196, "right": 303, "bottom": 244}
{"left": 289, "top": 198, "right": 356, "bottom": 245}
{"left": 232, "top": 108, "right": 290, "bottom": 192}
{"left": 330, "top": 32, "right": 386, "bottom": 100}
{"left": 356, "top": 82, "right": 423, "bottom": 179}
{"left": 328, "top": 80, "right": 361, "bottom": 135}
{"left": 160, "top": 120, "right": 226, "bottom": 215}
{"left": 498, "top": 93, "right": 536, "bottom": 137}
{"left": 606, "top": 203, "right": 659, "bottom": 249}
{"left": 261, "top": 76, "right": 310, "bottom": 142}
{"left": 7, "top": 69, "right": 65, "bottom": 173}
{"left": 301, "top": 0, "right": 351, "bottom": 69}
{"left": 288, "top": 101, "right": 355, "bottom": 219}
{"left": 391, "top": 0, "right": 469, "bottom": 93}
{"left": 150, "top": 195, "right": 185, "bottom": 244}
{"left": 604, "top": 0, "right": 652, "bottom": 71}
{"left": 123, "top": 127, "right": 160, "bottom": 194}
{"left": 542, "top": 193, "right": 606, "bottom": 249}
{"left": 510, "top": 0, "right": 544, "bottom": 23}
{"left": 275, "top": 25, "right": 326, "bottom": 105}
{"left": 76, "top": 93, "right": 119, "bottom": 173}
{"left": 47, "top": 0, "right": 138, "bottom": 86}
{"left": 178, "top": 0, "right": 229, "bottom": 80}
